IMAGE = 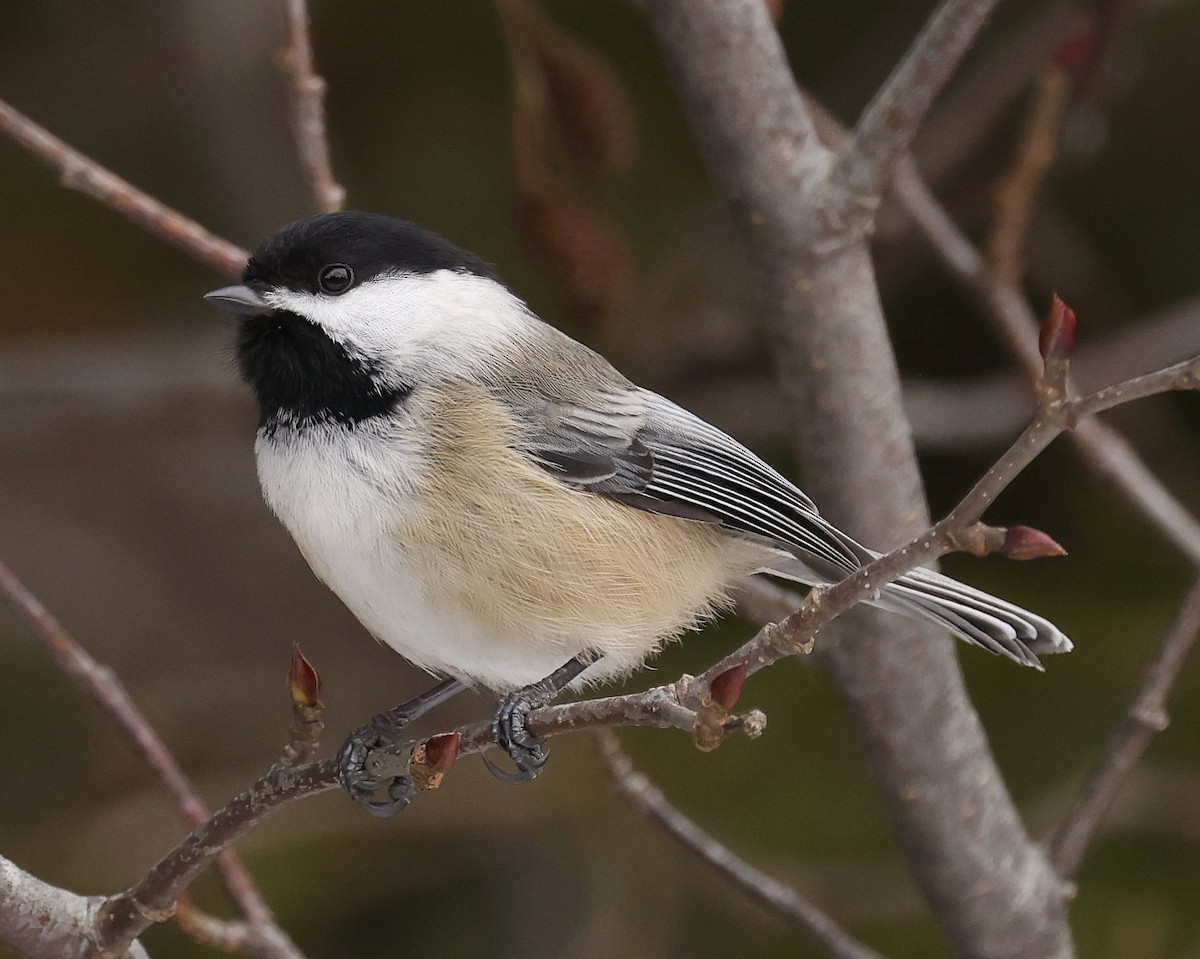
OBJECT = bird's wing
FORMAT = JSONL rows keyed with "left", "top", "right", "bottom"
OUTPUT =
{"left": 504, "top": 373, "right": 865, "bottom": 576}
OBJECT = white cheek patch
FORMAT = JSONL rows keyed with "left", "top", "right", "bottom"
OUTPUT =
{"left": 267, "top": 271, "right": 533, "bottom": 380}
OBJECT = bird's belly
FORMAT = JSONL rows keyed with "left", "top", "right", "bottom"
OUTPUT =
{"left": 255, "top": 418, "right": 769, "bottom": 691}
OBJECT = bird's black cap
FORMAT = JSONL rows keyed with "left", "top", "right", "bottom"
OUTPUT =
{"left": 243, "top": 211, "right": 499, "bottom": 294}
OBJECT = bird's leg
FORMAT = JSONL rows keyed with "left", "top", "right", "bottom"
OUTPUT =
{"left": 337, "top": 676, "right": 467, "bottom": 817}
{"left": 485, "top": 652, "right": 597, "bottom": 784}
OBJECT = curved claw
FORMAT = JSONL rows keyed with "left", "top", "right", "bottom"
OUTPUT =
{"left": 487, "top": 690, "right": 550, "bottom": 783}
{"left": 482, "top": 743, "right": 547, "bottom": 784}
{"left": 337, "top": 723, "right": 417, "bottom": 817}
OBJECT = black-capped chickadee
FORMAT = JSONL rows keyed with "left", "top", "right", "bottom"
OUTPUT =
{"left": 206, "top": 211, "right": 1070, "bottom": 814}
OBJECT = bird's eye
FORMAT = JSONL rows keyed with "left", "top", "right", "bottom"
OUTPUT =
{"left": 317, "top": 264, "right": 354, "bottom": 295}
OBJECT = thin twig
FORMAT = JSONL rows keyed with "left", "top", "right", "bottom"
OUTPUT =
{"left": 97, "top": 761, "right": 338, "bottom": 952}
{"left": 0, "top": 558, "right": 303, "bottom": 959}
{"left": 892, "top": 159, "right": 1200, "bottom": 567}
{"left": 0, "top": 97, "right": 247, "bottom": 278}
{"left": 1047, "top": 577, "right": 1200, "bottom": 877}
{"left": 280, "top": 0, "right": 345, "bottom": 213}
{"left": 987, "top": 59, "right": 1073, "bottom": 285}
{"left": 836, "top": 0, "right": 1003, "bottom": 201}
{"left": 596, "top": 732, "right": 885, "bottom": 959}
{"left": 175, "top": 896, "right": 303, "bottom": 959}
{"left": 890, "top": 119, "right": 1200, "bottom": 883}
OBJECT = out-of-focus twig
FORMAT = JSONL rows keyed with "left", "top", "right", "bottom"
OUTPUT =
{"left": 176, "top": 896, "right": 303, "bottom": 959}
{"left": 495, "top": 0, "right": 634, "bottom": 339}
{"left": 837, "top": 0, "right": 1004, "bottom": 202}
{"left": 0, "top": 557, "right": 304, "bottom": 959}
{"left": 890, "top": 54, "right": 1200, "bottom": 883}
{"left": 0, "top": 97, "right": 247, "bottom": 278}
{"left": 988, "top": 45, "right": 1077, "bottom": 285}
{"left": 1048, "top": 577, "right": 1200, "bottom": 877}
{"left": 280, "top": 0, "right": 345, "bottom": 213}
{"left": 596, "top": 732, "right": 885, "bottom": 959}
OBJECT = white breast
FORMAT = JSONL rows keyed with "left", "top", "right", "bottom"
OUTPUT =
{"left": 255, "top": 421, "right": 493, "bottom": 686}
{"left": 254, "top": 389, "right": 769, "bottom": 691}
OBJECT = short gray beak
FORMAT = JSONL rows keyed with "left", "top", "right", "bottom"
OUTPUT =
{"left": 204, "top": 284, "right": 272, "bottom": 316}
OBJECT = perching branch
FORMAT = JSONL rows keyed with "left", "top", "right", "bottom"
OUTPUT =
{"left": 280, "top": 0, "right": 346, "bottom": 214}
{"left": 0, "top": 557, "right": 304, "bottom": 959}
{"left": 88, "top": 320, "right": 1200, "bottom": 953}
{"left": 889, "top": 85, "right": 1200, "bottom": 884}
{"left": 0, "top": 97, "right": 246, "bottom": 278}
{"left": 642, "top": 4, "right": 1077, "bottom": 955}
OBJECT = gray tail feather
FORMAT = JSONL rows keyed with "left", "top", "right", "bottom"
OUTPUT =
{"left": 764, "top": 559, "right": 1071, "bottom": 669}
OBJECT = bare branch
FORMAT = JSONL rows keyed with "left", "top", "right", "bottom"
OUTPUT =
{"left": 174, "top": 897, "right": 302, "bottom": 959}
{"left": 988, "top": 59, "right": 1073, "bottom": 284}
{"left": 837, "top": 0, "right": 1003, "bottom": 201}
{"left": 96, "top": 761, "right": 334, "bottom": 953}
{"left": 0, "top": 854, "right": 146, "bottom": 959}
{"left": 82, "top": 322, "right": 1197, "bottom": 949}
{"left": 596, "top": 733, "right": 885, "bottom": 959}
{"left": 0, "top": 97, "right": 247, "bottom": 278}
{"left": 892, "top": 159, "right": 1200, "bottom": 567}
{"left": 280, "top": 0, "right": 345, "bottom": 213}
{"left": 1048, "top": 578, "right": 1200, "bottom": 877}
{"left": 889, "top": 110, "right": 1200, "bottom": 886}
{"left": 1074, "top": 355, "right": 1200, "bottom": 417}
{"left": 0, "top": 557, "right": 302, "bottom": 958}
{"left": 642, "top": 4, "right": 1076, "bottom": 955}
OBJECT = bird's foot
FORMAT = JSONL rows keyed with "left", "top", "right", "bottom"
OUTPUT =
{"left": 337, "top": 720, "right": 418, "bottom": 818}
{"left": 483, "top": 652, "right": 596, "bottom": 784}
{"left": 337, "top": 676, "right": 466, "bottom": 817}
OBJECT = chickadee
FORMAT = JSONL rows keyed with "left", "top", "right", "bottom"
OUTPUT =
{"left": 206, "top": 211, "right": 1070, "bottom": 814}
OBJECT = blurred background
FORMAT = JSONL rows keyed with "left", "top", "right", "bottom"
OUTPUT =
{"left": 2, "top": 1, "right": 1199, "bottom": 956}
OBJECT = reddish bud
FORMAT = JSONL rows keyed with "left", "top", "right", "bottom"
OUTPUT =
{"left": 1039, "top": 294, "right": 1078, "bottom": 361}
{"left": 1002, "top": 525, "right": 1068, "bottom": 561}
{"left": 410, "top": 732, "right": 462, "bottom": 790}
{"left": 288, "top": 644, "right": 321, "bottom": 709}
{"left": 709, "top": 663, "right": 748, "bottom": 711}
{"left": 422, "top": 732, "right": 462, "bottom": 774}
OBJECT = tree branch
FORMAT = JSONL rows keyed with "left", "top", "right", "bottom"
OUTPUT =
{"left": 892, "top": 159, "right": 1200, "bottom": 567}
{"left": 836, "top": 0, "right": 1003, "bottom": 202}
{"left": 280, "top": 0, "right": 345, "bottom": 213}
{"left": 642, "top": 3, "right": 1075, "bottom": 956}
{"left": 596, "top": 732, "right": 885, "bottom": 959}
{"left": 889, "top": 113, "right": 1200, "bottom": 885}
{"left": 0, "top": 854, "right": 149, "bottom": 959}
{"left": 0, "top": 97, "right": 247, "bottom": 278}
{"left": 77, "top": 313, "right": 1200, "bottom": 951}
{"left": 1047, "top": 577, "right": 1200, "bottom": 877}
{"left": 0, "top": 558, "right": 303, "bottom": 959}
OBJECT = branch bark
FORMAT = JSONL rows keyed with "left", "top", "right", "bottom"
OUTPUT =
{"left": 641, "top": 3, "right": 1074, "bottom": 957}
{"left": 837, "top": 0, "right": 1003, "bottom": 202}
{"left": 0, "top": 97, "right": 246, "bottom": 278}
{"left": 596, "top": 732, "right": 886, "bottom": 959}
{"left": 0, "top": 855, "right": 148, "bottom": 959}
{"left": 281, "top": 0, "right": 345, "bottom": 213}
{"left": 0, "top": 557, "right": 305, "bottom": 959}
{"left": 1047, "top": 577, "right": 1200, "bottom": 877}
